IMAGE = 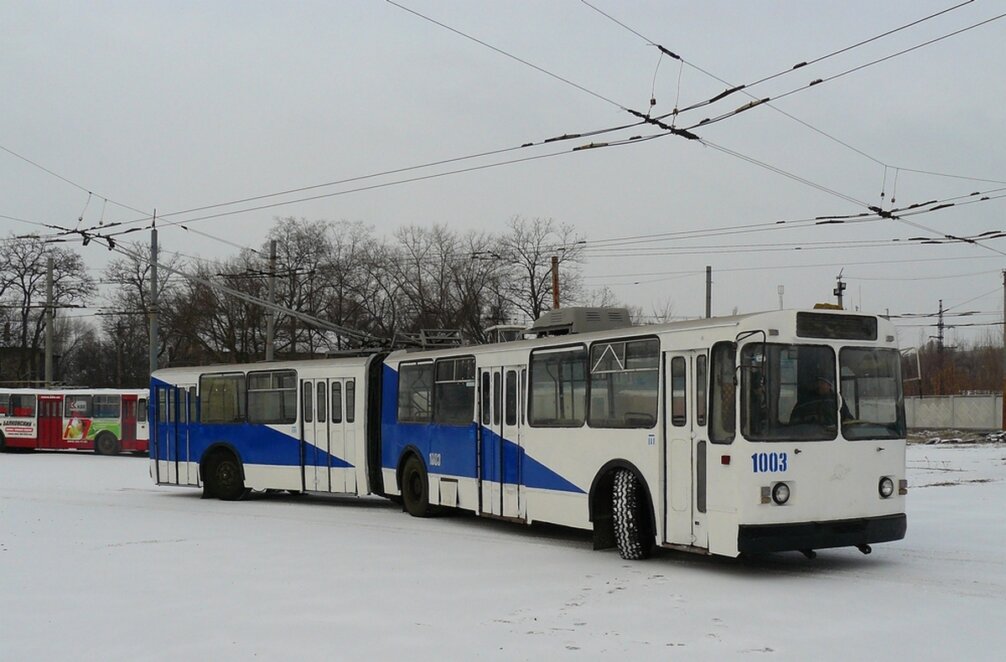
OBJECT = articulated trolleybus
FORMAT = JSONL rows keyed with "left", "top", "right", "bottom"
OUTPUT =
{"left": 0, "top": 388, "right": 149, "bottom": 454}
{"left": 150, "top": 308, "right": 907, "bottom": 560}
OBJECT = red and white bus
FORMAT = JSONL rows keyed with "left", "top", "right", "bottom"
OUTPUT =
{"left": 0, "top": 389, "right": 149, "bottom": 455}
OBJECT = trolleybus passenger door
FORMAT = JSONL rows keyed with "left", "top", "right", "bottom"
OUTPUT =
{"left": 330, "top": 379, "right": 351, "bottom": 494}
{"left": 179, "top": 385, "right": 196, "bottom": 485}
{"left": 479, "top": 368, "right": 504, "bottom": 517}
{"left": 137, "top": 395, "right": 149, "bottom": 448}
{"left": 300, "top": 379, "right": 330, "bottom": 492}
{"left": 344, "top": 379, "right": 358, "bottom": 493}
{"left": 165, "top": 387, "right": 178, "bottom": 483}
{"left": 38, "top": 396, "right": 61, "bottom": 449}
{"left": 664, "top": 351, "right": 709, "bottom": 548}
{"left": 501, "top": 367, "right": 524, "bottom": 519}
{"left": 122, "top": 395, "right": 137, "bottom": 446}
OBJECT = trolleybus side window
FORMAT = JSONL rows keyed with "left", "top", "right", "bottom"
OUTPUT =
{"left": 93, "top": 394, "right": 121, "bottom": 419}
{"left": 302, "top": 383, "right": 313, "bottom": 423}
{"left": 346, "top": 380, "right": 355, "bottom": 423}
{"left": 696, "top": 354, "right": 708, "bottom": 427}
{"left": 247, "top": 370, "right": 297, "bottom": 424}
{"left": 139, "top": 398, "right": 147, "bottom": 423}
{"left": 156, "top": 389, "right": 167, "bottom": 423}
{"left": 493, "top": 372, "right": 501, "bottom": 425}
{"left": 480, "top": 372, "right": 490, "bottom": 423}
{"left": 588, "top": 337, "right": 658, "bottom": 429}
{"left": 317, "top": 382, "right": 327, "bottom": 423}
{"left": 520, "top": 369, "right": 527, "bottom": 425}
{"left": 670, "top": 356, "right": 687, "bottom": 427}
{"left": 529, "top": 346, "right": 587, "bottom": 428}
{"left": 332, "top": 382, "right": 343, "bottom": 423}
{"left": 505, "top": 370, "right": 517, "bottom": 426}
{"left": 188, "top": 387, "right": 197, "bottom": 422}
{"left": 0, "top": 392, "right": 10, "bottom": 415}
{"left": 398, "top": 362, "right": 433, "bottom": 423}
{"left": 200, "top": 372, "right": 247, "bottom": 423}
{"left": 709, "top": 342, "right": 736, "bottom": 444}
{"left": 10, "top": 393, "right": 35, "bottom": 417}
{"left": 839, "top": 347, "right": 906, "bottom": 440}
{"left": 433, "top": 356, "right": 475, "bottom": 426}
{"left": 65, "top": 394, "right": 92, "bottom": 418}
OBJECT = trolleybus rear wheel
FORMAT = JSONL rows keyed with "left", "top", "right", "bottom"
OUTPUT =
{"left": 401, "top": 455, "right": 431, "bottom": 517}
{"left": 613, "top": 469, "right": 652, "bottom": 560}
{"left": 95, "top": 432, "right": 120, "bottom": 456}
{"left": 208, "top": 453, "right": 248, "bottom": 501}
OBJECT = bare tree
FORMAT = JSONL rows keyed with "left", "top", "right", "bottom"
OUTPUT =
{"left": 0, "top": 235, "right": 93, "bottom": 382}
{"left": 498, "top": 216, "right": 584, "bottom": 321}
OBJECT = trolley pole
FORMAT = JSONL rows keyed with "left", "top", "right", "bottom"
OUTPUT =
{"left": 265, "top": 239, "right": 276, "bottom": 361}
{"left": 44, "top": 256, "right": 53, "bottom": 386}
{"left": 149, "top": 213, "right": 159, "bottom": 376}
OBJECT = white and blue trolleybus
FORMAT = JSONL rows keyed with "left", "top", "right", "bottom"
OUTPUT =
{"left": 150, "top": 308, "right": 907, "bottom": 559}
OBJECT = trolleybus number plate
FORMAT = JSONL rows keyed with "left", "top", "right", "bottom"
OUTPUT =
{"left": 751, "top": 452, "right": 788, "bottom": 473}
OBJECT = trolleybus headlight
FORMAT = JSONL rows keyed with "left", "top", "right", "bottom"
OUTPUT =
{"left": 879, "top": 476, "right": 895, "bottom": 499}
{"left": 771, "top": 482, "right": 790, "bottom": 505}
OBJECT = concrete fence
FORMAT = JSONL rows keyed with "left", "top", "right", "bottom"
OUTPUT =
{"left": 905, "top": 395, "right": 1003, "bottom": 430}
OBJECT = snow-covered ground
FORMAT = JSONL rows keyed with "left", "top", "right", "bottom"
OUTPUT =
{"left": 2, "top": 444, "right": 1004, "bottom": 661}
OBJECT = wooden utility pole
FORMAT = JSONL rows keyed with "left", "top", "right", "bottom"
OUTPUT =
{"left": 149, "top": 212, "right": 159, "bottom": 376}
{"left": 44, "top": 256, "right": 53, "bottom": 386}
{"left": 705, "top": 266, "right": 712, "bottom": 318}
{"left": 1002, "top": 270, "right": 1005, "bottom": 429}
{"left": 551, "top": 255, "right": 560, "bottom": 309}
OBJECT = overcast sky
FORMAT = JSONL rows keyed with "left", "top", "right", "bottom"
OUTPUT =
{"left": 2, "top": 1, "right": 1004, "bottom": 348}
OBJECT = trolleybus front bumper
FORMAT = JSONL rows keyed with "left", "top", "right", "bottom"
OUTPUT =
{"left": 737, "top": 513, "right": 906, "bottom": 555}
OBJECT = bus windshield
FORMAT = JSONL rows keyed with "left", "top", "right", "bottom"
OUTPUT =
{"left": 742, "top": 343, "right": 906, "bottom": 442}
{"left": 741, "top": 343, "right": 838, "bottom": 441}
{"left": 839, "top": 348, "right": 906, "bottom": 440}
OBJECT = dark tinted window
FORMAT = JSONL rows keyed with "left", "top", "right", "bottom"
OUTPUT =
{"left": 797, "top": 312, "right": 877, "bottom": 341}
{"left": 346, "top": 380, "right": 355, "bottom": 423}
{"left": 696, "top": 354, "right": 707, "bottom": 427}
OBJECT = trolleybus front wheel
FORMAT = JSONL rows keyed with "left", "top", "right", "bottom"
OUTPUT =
{"left": 613, "top": 469, "right": 652, "bottom": 560}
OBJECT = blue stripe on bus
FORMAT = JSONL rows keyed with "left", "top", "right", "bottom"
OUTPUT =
{"left": 380, "top": 365, "right": 583, "bottom": 494}
{"left": 153, "top": 421, "right": 353, "bottom": 468}
{"left": 149, "top": 379, "right": 352, "bottom": 469}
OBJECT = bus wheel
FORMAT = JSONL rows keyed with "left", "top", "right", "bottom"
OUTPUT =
{"left": 401, "top": 455, "right": 431, "bottom": 517}
{"left": 0, "top": 432, "right": 7, "bottom": 453}
{"left": 613, "top": 469, "right": 652, "bottom": 560}
{"left": 207, "top": 453, "right": 248, "bottom": 501}
{"left": 95, "top": 432, "right": 120, "bottom": 456}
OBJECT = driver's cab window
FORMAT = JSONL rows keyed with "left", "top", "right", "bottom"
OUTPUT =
{"left": 742, "top": 343, "right": 837, "bottom": 441}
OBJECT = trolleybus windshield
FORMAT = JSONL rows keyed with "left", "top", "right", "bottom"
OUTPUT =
{"left": 741, "top": 343, "right": 905, "bottom": 442}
